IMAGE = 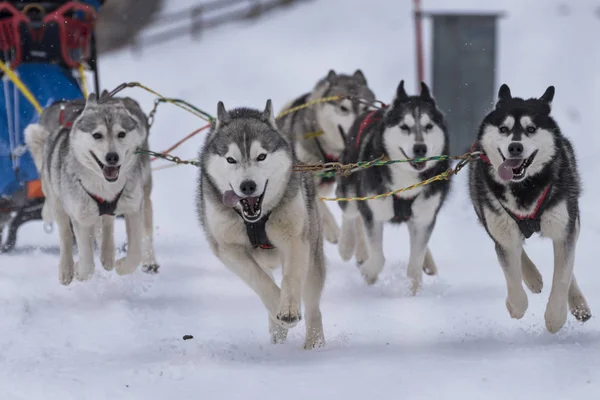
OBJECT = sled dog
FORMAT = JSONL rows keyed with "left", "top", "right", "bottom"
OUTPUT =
{"left": 277, "top": 69, "right": 376, "bottom": 244}
{"left": 469, "top": 84, "right": 591, "bottom": 333}
{"left": 336, "top": 80, "right": 450, "bottom": 294}
{"left": 197, "top": 99, "right": 326, "bottom": 349}
{"left": 25, "top": 92, "right": 159, "bottom": 284}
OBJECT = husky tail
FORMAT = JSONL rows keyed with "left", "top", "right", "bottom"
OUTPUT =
{"left": 24, "top": 123, "right": 50, "bottom": 173}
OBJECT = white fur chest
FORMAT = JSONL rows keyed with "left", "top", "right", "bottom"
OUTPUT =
{"left": 388, "top": 165, "right": 424, "bottom": 199}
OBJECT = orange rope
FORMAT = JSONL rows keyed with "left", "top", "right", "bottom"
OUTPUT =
{"left": 150, "top": 123, "right": 211, "bottom": 162}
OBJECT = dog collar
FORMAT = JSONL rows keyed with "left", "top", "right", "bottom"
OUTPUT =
{"left": 233, "top": 209, "right": 275, "bottom": 250}
{"left": 499, "top": 186, "right": 551, "bottom": 239}
{"left": 80, "top": 182, "right": 125, "bottom": 216}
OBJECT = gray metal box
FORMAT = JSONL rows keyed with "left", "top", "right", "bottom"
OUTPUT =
{"left": 427, "top": 12, "right": 503, "bottom": 155}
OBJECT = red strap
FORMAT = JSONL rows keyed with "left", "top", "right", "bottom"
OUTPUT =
{"left": 471, "top": 141, "right": 490, "bottom": 164}
{"left": 512, "top": 186, "right": 550, "bottom": 220}
{"left": 258, "top": 244, "right": 275, "bottom": 250}
{"left": 355, "top": 110, "right": 380, "bottom": 149}
{"left": 59, "top": 109, "right": 73, "bottom": 128}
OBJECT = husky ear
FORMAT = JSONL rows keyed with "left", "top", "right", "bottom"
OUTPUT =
{"left": 100, "top": 89, "right": 109, "bottom": 100}
{"left": 86, "top": 92, "right": 97, "bottom": 103}
{"left": 326, "top": 70, "right": 338, "bottom": 83}
{"left": 495, "top": 84, "right": 512, "bottom": 109}
{"left": 539, "top": 86, "right": 555, "bottom": 110}
{"left": 262, "top": 99, "right": 276, "bottom": 127}
{"left": 216, "top": 101, "right": 231, "bottom": 126}
{"left": 353, "top": 69, "right": 367, "bottom": 85}
{"left": 393, "top": 80, "right": 408, "bottom": 102}
{"left": 420, "top": 82, "right": 432, "bottom": 100}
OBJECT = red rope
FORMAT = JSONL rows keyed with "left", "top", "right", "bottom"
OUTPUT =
{"left": 150, "top": 123, "right": 211, "bottom": 162}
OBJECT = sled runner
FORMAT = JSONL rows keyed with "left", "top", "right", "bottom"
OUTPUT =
{"left": 0, "top": 0, "right": 103, "bottom": 251}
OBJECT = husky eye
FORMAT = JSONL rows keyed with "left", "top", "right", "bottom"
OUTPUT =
{"left": 526, "top": 126, "right": 536, "bottom": 133}
{"left": 92, "top": 132, "right": 103, "bottom": 140}
{"left": 340, "top": 105, "right": 349, "bottom": 113}
{"left": 257, "top": 153, "right": 267, "bottom": 162}
{"left": 400, "top": 125, "right": 410, "bottom": 131}
{"left": 226, "top": 157, "right": 237, "bottom": 164}
{"left": 425, "top": 124, "right": 434, "bottom": 131}
{"left": 499, "top": 126, "right": 509, "bottom": 133}
{"left": 117, "top": 131, "right": 126, "bottom": 139}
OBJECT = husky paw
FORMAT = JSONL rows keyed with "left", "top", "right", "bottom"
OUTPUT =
{"left": 359, "top": 256, "right": 384, "bottom": 286}
{"left": 506, "top": 290, "right": 528, "bottom": 319}
{"left": 115, "top": 256, "right": 140, "bottom": 276}
{"left": 269, "top": 318, "right": 288, "bottom": 344}
{"left": 303, "top": 330, "right": 325, "bottom": 350}
{"left": 545, "top": 301, "right": 568, "bottom": 333}
{"left": 141, "top": 264, "right": 160, "bottom": 274}
{"left": 58, "top": 258, "right": 75, "bottom": 286}
{"left": 100, "top": 244, "right": 115, "bottom": 272}
{"left": 323, "top": 220, "right": 340, "bottom": 244}
{"left": 75, "top": 260, "right": 95, "bottom": 282}
{"left": 569, "top": 297, "right": 592, "bottom": 323}
{"left": 522, "top": 268, "right": 543, "bottom": 294}
{"left": 275, "top": 300, "right": 301, "bottom": 328}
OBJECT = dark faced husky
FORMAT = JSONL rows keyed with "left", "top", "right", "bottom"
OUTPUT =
{"left": 196, "top": 100, "right": 326, "bottom": 349}
{"left": 25, "top": 93, "right": 158, "bottom": 284}
{"left": 469, "top": 84, "right": 591, "bottom": 333}
{"left": 277, "top": 70, "right": 376, "bottom": 244}
{"left": 336, "top": 81, "right": 450, "bottom": 294}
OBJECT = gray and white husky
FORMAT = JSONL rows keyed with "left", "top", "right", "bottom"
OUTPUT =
{"left": 336, "top": 81, "right": 450, "bottom": 294}
{"left": 277, "top": 69, "right": 376, "bottom": 244}
{"left": 469, "top": 84, "right": 591, "bottom": 333}
{"left": 25, "top": 93, "right": 159, "bottom": 285}
{"left": 196, "top": 99, "right": 326, "bottom": 349}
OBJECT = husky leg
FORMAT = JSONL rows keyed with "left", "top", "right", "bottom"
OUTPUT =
{"left": 72, "top": 220, "right": 96, "bottom": 282}
{"left": 264, "top": 269, "right": 288, "bottom": 344}
{"left": 406, "top": 219, "right": 435, "bottom": 295}
{"left": 277, "top": 240, "right": 308, "bottom": 328}
{"left": 217, "top": 244, "right": 283, "bottom": 324}
{"left": 568, "top": 275, "right": 591, "bottom": 322}
{"left": 54, "top": 206, "right": 75, "bottom": 285}
{"left": 319, "top": 200, "right": 339, "bottom": 244}
{"left": 359, "top": 220, "right": 385, "bottom": 285}
{"left": 115, "top": 210, "right": 142, "bottom": 275}
{"left": 141, "top": 189, "right": 159, "bottom": 273}
{"left": 422, "top": 247, "right": 438, "bottom": 276}
{"left": 545, "top": 237, "right": 577, "bottom": 333}
{"left": 354, "top": 214, "right": 369, "bottom": 265}
{"left": 521, "top": 249, "right": 543, "bottom": 294}
{"left": 338, "top": 211, "right": 357, "bottom": 261}
{"left": 495, "top": 243, "right": 528, "bottom": 319}
{"left": 302, "top": 246, "right": 326, "bottom": 349}
{"left": 100, "top": 215, "right": 115, "bottom": 271}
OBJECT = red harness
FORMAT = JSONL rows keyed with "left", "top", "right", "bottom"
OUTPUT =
{"left": 59, "top": 108, "right": 73, "bottom": 128}
{"left": 511, "top": 186, "right": 550, "bottom": 221}
{"left": 470, "top": 141, "right": 490, "bottom": 164}
{"left": 355, "top": 110, "right": 381, "bottom": 149}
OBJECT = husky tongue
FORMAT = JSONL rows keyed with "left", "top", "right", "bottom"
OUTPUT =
{"left": 497, "top": 159, "right": 524, "bottom": 181}
{"left": 103, "top": 166, "right": 119, "bottom": 181}
{"left": 245, "top": 197, "right": 259, "bottom": 208}
{"left": 222, "top": 190, "right": 242, "bottom": 207}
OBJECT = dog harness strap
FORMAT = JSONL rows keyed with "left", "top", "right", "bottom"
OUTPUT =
{"left": 500, "top": 186, "right": 550, "bottom": 239}
{"left": 392, "top": 194, "right": 418, "bottom": 222}
{"left": 80, "top": 183, "right": 125, "bottom": 216}
{"left": 234, "top": 210, "right": 275, "bottom": 249}
{"left": 470, "top": 141, "right": 490, "bottom": 164}
{"left": 355, "top": 110, "right": 380, "bottom": 149}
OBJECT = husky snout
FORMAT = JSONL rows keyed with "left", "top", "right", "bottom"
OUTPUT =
{"left": 239, "top": 180, "right": 257, "bottom": 196}
{"left": 508, "top": 142, "right": 523, "bottom": 158}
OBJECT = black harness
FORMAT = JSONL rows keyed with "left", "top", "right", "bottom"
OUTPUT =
{"left": 391, "top": 194, "right": 417, "bottom": 222}
{"left": 80, "top": 183, "right": 124, "bottom": 216}
{"left": 234, "top": 209, "right": 275, "bottom": 250}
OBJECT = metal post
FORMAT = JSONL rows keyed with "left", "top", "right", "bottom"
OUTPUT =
{"left": 413, "top": 0, "right": 425, "bottom": 89}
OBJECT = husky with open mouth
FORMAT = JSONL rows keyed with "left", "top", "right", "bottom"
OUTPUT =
{"left": 25, "top": 92, "right": 158, "bottom": 285}
{"left": 335, "top": 80, "right": 450, "bottom": 294}
{"left": 469, "top": 84, "right": 591, "bottom": 333}
{"left": 197, "top": 100, "right": 326, "bottom": 349}
{"left": 277, "top": 70, "right": 376, "bottom": 244}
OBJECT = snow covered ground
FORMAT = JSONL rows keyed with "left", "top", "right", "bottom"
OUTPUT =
{"left": 2, "top": 0, "right": 600, "bottom": 399}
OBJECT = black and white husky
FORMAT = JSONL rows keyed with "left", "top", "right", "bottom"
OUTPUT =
{"left": 336, "top": 81, "right": 450, "bottom": 294}
{"left": 469, "top": 84, "right": 591, "bottom": 333}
